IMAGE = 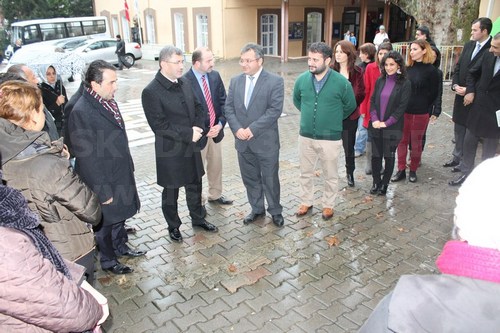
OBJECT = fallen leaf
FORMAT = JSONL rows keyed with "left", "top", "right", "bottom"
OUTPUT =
{"left": 314, "top": 170, "right": 321, "bottom": 176}
{"left": 376, "top": 212, "right": 384, "bottom": 218}
{"left": 427, "top": 144, "right": 435, "bottom": 149}
{"left": 362, "top": 196, "right": 374, "bottom": 203}
{"left": 305, "top": 231, "right": 314, "bottom": 237}
{"left": 325, "top": 235, "right": 340, "bottom": 247}
{"left": 228, "top": 264, "right": 238, "bottom": 272}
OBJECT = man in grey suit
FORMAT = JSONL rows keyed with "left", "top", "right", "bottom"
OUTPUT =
{"left": 225, "top": 43, "right": 285, "bottom": 227}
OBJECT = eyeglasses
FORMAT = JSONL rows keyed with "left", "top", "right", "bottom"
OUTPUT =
{"left": 165, "top": 60, "right": 184, "bottom": 65}
{"left": 239, "top": 58, "right": 259, "bottom": 65}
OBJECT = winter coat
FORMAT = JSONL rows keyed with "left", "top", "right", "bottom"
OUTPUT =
{"left": 0, "top": 227, "right": 102, "bottom": 332}
{"left": 0, "top": 118, "right": 101, "bottom": 262}
{"left": 40, "top": 80, "right": 68, "bottom": 135}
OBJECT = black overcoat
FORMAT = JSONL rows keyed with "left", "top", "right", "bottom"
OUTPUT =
{"left": 465, "top": 51, "right": 500, "bottom": 138}
{"left": 68, "top": 89, "right": 140, "bottom": 225}
{"left": 452, "top": 38, "right": 491, "bottom": 125}
{"left": 142, "top": 71, "right": 206, "bottom": 188}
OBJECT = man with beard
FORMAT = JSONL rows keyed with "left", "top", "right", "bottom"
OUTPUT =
{"left": 293, "top": 42, "right": 356, "bottom": 220}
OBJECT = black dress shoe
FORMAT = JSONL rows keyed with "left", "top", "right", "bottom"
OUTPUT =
{"left": 201, "top": 205, "right": 207, "bottom": 218}
{"left": 208, "top": 195, "right": 234, "bottom": 205}
{"left": 103, "top": 263, "right": 133, "bottom": 274}
{"left": 369, "top": 183, "right": 380, "bottom": 194}
{"left": 391, "top": 170, "right": 406, "bottom": 182}
{"left": 243, "top": 212, "right": 265, "bottom": 225}
{"left": 346, "top": 173, "right": 355, "bottom": 187}
{"left": 451, "top": 166, "right": 461, "bottom": 173}
{"left": 120, "top": 249, "right": 147, "bottom": 258}
{"left": 272, "top": 214, "right": 284, "bottom": 227}
{"left": 378, "top": 184, "right": 388, "bottom": 195}
{"left": 193, "top": 220, "right": 218, "bottom": 232}
{"left": 409, "top": 171, "right": 417, "bottom": 183}
{"left": 443, "top": 159, "right": 459, "bottom": 167}
{"left": 449, "top": 173, "right": 467, "bottom": 186}
{"left": 169, "top": 228, "right": 183, "bottom": 242}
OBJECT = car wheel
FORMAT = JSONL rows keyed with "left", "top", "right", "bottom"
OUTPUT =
{"left": 124, "top": 53, "right": 135, "bottom": 67}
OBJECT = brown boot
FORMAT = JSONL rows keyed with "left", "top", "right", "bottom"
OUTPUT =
{"left": 296, "top": 205, "right": 313, "bottom": 216}
{"left": 322, "top": 208, "right": 334, "bottom": 220}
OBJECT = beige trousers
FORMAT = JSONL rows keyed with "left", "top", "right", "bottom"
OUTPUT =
{"left": 201, "top": 138, "right": 223, "bottom": 203}
{"left": 298, "top": 136, "right": 342, "bottom": 209}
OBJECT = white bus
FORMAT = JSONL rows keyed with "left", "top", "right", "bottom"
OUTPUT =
{"left": 9, "top": 16, "right": 110, "bottom": 47}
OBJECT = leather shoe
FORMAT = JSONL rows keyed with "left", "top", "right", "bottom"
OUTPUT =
{"left": 443, "top": 159, "right": 459, "bottom": 167}
{"left": 451, "top": 166, "right": 461, "bottom": 173}
{"left": 296, "top": 205, "right": 313, "bottom": 216}
{"left": 409, "top": 171, "right": 417, "bottom": 183}
{"left": 369, "top": 183, "right": 380, "bottom": 194}
{"left": 272, "top": 214, "right": 284, "bottom": 227}
{"left": 378, "top": 184, "right": 388, "bottom": 195}
{"left": 103, "top": 263, "right": 133, "bottom": 274}
{"left": 208, "top": 195, "right": 233, "bottom": 205}
{"left": 449, "top": 173, "right": 467, "bottom": 186}
{"left": 169, "top": 228, "right": 183, "bottom": 242}
{"left": 347, "top": 173, "right": 355, "bottom": 187}
{"left": 125, "top": 225, "right": 137, "bottom": 234}
{"left": 193, "top": 220, "right": 218, "bottom": 232}
{"left": 119, "top": 249, "right": 147, "bottom": 258}
{"left": 391, "top": 170, "right": 406, "bottom": 182}
{"left": 243, "top": 212, "right": 265, "bottom": 225}
{"left": 201, "top": 205, "right": 207, "bottom": 218}
{"left": 322, "top": 208, "right": 334, "bottom": 220}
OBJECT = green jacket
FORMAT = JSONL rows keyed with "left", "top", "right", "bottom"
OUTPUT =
{"left": 293, "top": 69, "right": 356, "bottom": 140}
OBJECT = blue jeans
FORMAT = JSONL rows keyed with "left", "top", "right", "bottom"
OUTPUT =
{"left": 354, "top": 116, "right": 368, "bottom": 154}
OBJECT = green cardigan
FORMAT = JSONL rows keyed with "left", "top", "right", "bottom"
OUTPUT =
{"left": 293, "top": 69, "right": 356, "bottom": 141}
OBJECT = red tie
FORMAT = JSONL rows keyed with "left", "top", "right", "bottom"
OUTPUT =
{"left": 201, "top": 75, "right": 216, "bottom": 127}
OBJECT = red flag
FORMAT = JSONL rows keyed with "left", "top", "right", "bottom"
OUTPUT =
{"left": 124, "top": 0, "right": 130, "bottom": 22}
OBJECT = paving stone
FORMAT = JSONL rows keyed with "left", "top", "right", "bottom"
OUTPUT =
{"left": 221, "top": 302, "right": 255, "bottom": 323}
{"left": 171, "top": 309, "right": 207, "bottom": 331}
{"left": 198, "top": 298, "right": 232, "bottom": 320}
{"left": 153, "top": 292, "right": 185, "bottom": 311}
{"left": 296, "top": 312, "right": 334, "bottom": 332}
{"left": 149, "top": 306, "right": 183, "bottom": 327}
{"left": 176, "top": 294, "right": 209, "bottom": 315}
{"left": 195, "top": 314, "right": 232, "bottom": 332}
{"left": 269, "top": 295, "right": 303, "bottom": 316}
{"left": 246, "top": 306, "right": 282, "bottom": 329}
{"left": 221, "top": 267, "right": 272, "bottom": 293}
{"left": 219, "top": 317, "right": 258, "bottom": 333}
{"left": 270, "top": 310, "right": 307, "bottom": 331}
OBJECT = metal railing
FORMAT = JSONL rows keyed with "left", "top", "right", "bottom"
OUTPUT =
{"left": 392, "top": 42, "right": 464, "bottom": 81}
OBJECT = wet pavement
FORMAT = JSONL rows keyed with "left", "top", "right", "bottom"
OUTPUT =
{"left": 84, "top": 58, "right": 461, "bottom": 332}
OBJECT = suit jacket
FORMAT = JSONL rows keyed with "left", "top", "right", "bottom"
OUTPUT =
{"left": 452, "top": 37, "right": 492, "bottom": 125}
{"left": 68, "top": 89, "right": 140, "bottom": 225}
{"left": 183, "top": 68, "right": 226, "bottom": 144}
{"left": 225, "top": 69, "right": 284, "bottom": 154}
{"left": 465, "top": 51, "right": 500, "bottom": 138}
{"left": 142, "top": 71, "right": 206, "bottom": 188}
{"left": 369, "top": 76, "right": 412, "bottom": 141}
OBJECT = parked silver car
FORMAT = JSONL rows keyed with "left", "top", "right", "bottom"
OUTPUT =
{"left": 69, "top": 37, "right": 142, "bottom": 66}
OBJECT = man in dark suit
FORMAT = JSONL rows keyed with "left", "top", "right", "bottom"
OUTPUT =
{"left": 183, "top": 47, "right": 233, "bottom": 210}
{"left": 115, "top": 34, "right": 126, "bottom": 70}
{"left": 444, "top": 17, "right": 492, "bottom": 169}
{"left": 225, "top": 43, "right": 285, "bottom": 227}
{"left": 449, "top": 32, "right": 500, "bottom": 186}
{"left": 68, "top": 60, "right": 145, "bottom": 275}
{"left": 142, "top": 45, "right": 218, "bottom": 243}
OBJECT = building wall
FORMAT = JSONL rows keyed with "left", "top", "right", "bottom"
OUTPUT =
{"left": 479, "top": 0, "right": 500, "bottom": 20}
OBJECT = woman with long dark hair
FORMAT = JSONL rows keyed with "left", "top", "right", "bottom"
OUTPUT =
{"left": 331, "top": 40, "right": 365, "bottom": 187}
{"left": 369, "top": 51, "right": 411, "bottom": 195}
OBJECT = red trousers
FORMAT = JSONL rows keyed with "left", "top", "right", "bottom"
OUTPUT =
{"left": 397, "top": 113, "right": 429, "bottom": 172}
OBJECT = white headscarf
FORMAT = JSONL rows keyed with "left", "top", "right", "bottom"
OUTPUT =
{"left": 454, "top": 156, "right": 500, "bottom": 250}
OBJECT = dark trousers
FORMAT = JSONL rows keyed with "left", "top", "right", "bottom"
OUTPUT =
{"left": 460, "top": 129, "right": 499, "bottom": 174}
{"left": 94, "top": 220, "right": 129, "bottom": 270}
{"left": 342, "top": 117, "right": 359, "bottom": 174}
{"left": 75, "top": 248, "right": 96, "bottom": 286}
{"left": 371, "top": 130, "right": 400, "bottom": 186}
{"left": 161, "top": 178, "right": 204, "bottom": 230}
{"left": 237, "top": 149, "right": 282, "bottom": 215}
{"left": 453, "top": 122, "right": 467, "bottom": 163}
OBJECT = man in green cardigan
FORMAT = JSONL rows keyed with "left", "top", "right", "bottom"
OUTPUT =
{"left": 293, "top": 42, "right": 356, "bottom": 220}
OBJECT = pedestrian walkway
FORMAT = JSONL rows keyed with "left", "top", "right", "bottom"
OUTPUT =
{"left": 93, "top": 58, "right": 460, "bottom": 333}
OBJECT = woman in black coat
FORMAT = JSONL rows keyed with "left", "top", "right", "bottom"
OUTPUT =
{"left": 39, "top": 65, "right": 67, "bottom": 135}
{"left": 369, "top": 51, "right": 411, "bottom": 195}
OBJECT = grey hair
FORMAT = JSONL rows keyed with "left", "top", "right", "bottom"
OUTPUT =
{"left": 158, "top": 45, "right": 183, "bottom": 67}
{"left": 241, "top": 43, "right": 264, "bottom": 60}
{"left": 6, "top": 64, "right": 28, "bottom": 80}
{"left": 495, "top": 32, "right": 500, "bottom": 40}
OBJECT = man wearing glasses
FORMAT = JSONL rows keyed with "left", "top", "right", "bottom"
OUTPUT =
{"left": 142, "top": 45, "right": 219, "bottom": 243}
{"left": 225, "top": 43, "right": 285, "bottom": 227}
